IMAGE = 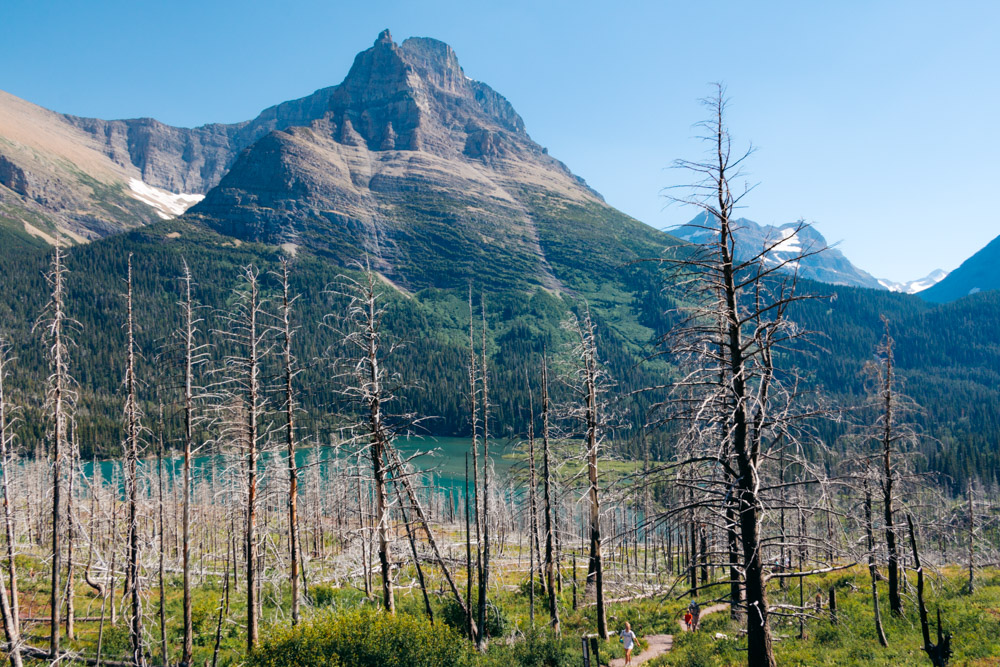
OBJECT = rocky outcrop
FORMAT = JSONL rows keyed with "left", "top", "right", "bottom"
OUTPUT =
{"left": 0, "top": 155, "right": 30, "bottom": 197}
{"left": 322, "top": 30, "right": 539, "bottom": 161}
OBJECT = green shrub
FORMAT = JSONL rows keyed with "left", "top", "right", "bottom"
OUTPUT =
{"left": 656, "top": 630, "right": 742, "bottom": 667}
{"left": 517, "top": 577, "right": 547, "bottom": 598}
{"left": 484, "top": 628, "right": 576, "bottom": 667}
{"left": 441, "top": 598, "right": 510, "bottom": 639}
{"left": 248, "top": 607, "right": 475, "bottom": 667}
{"left": 99, "top": 625, "right": 132, "bottom": 659}
{"left": 309, "top": 583, "right": 337, "bottom": 607}
{"left": 191, "top": 596, "right": 219, "bottom": 645}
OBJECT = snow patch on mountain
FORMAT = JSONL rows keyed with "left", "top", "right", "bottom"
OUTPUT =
{"left": 879, "top": 269, "right": 949, "bottom": 294}
{"left": 771, "top": 227, "right": 803, "bottom": 255}
{"left": 127, "top": 179, "right": 204, "bottom": 220}
{"left": 762, "top": 226, "right": 806, "bottom": 270}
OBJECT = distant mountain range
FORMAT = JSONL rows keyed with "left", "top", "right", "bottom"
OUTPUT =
{"left": 0, "top": 29, "right": 986, "bottom": 300}
{"left": 671, "top": 213, "right": 950, "bottom": 295}
{"left": 879, "top": 269, "right": 949, "bottom": 295}
{"left": 672, "top": 213, "right": 882, "bottom": 289}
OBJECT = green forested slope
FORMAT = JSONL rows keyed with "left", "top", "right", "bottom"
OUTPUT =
{"left": 1, "top": 219, "right": 998, "bottom": 489}
{"left": 0, "top": 219, "right": 670, "bottom": 461}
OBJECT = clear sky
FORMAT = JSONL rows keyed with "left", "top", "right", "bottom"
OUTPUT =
{"left": 3, "top": 0, "right": 997, "bottom": 282}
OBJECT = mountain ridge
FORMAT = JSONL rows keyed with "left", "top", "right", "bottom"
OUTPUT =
{"left": 879, "top": 269, "right": 948, "bottom": 295}
{"left": 921, "top": 233, "right": 1000, "bottom": 302}
{"left": 0, "top": 75, "right": 340, "bottom": 242}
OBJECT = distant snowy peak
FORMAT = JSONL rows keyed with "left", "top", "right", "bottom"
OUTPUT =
{"left": 127, "top": 179, "right": 204, "bottom": 220}
{"left": 672, "top": 214, "right": 884, "bottom": 290}
{"left": 878, "top": 269, "right": 949, "bottom": 295}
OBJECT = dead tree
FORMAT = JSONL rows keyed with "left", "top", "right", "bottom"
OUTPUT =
{"left": 862, "top": 316, "right": 931, "bottom": 619}
{"left": 465, "top": 453, "right": 474, "bottom": 641}
{"left": 332, "top": 263, "right": 404, "bottom": 614}
{"left": 467, "top": 289, "right": 483, "bottom": 642}
{"left": 872, "top": 317, "right": 903, "bottom": 616}
{"left": 122, "top": 254, "right": 148, "bottom": 667}
{"left": 215, "top": 265, "right": 272, "bottom": 650}
{"left": 398, "top": 497, "right": 433, "bottom": 624}
{"left": 654, "top": 85, "right": 829, "bottom": 667}
{"left": 64, "top": 424, "right": 78, "bottom": 641}
{"left": 156, "top": 407, "right": 168, "bottom": 667}
{"left": 563, "top": 306, "right": 610, "bottom": 639}
{"left": 0, "top": 340, "right": 22, "bottom": 667}
{"left": 527, "top": 385, "right": 539, "bottom": 628}
{"left": 179, "top": 260, "right": 199, "bottom": 666}
{"left": 907, "top": 515, "right": 952, "bottom": 666}
{"left": 35, "top": 246, "right": 76, "bottom": 660}
{"left": 276, "top": 258, "right": 303, "bottom": 624}
{"left": 386, "top": 442, "right": 473, "bottom": 630}
{"left": 864, "top": 480, "right": 888, "bottom": 647}
{"left": 477, "top": 303, "right": 492, "bottom": 650}
{"left": 540, "top": 357, "right": 561, "bottom": 633}
{"left": 966, "top": 481, "right": 975, "bottom": 594}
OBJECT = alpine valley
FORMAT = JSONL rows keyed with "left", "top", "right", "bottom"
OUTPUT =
{"left": 2, "top": 30, "right": 999, "bottom": 488}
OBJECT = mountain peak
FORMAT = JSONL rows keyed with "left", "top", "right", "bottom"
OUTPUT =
{"left": 399, "top": 37, "right": 465, "bottom": 88}
{"left": 328, "top": 32, "right": 527, "bottom": 154}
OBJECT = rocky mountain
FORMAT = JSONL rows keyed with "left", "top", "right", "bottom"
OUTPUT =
{"left": 2, "top": 30, "right": 661, "bottom": 295}
{"left": 672, "top": 213, "right": 885, "bottom": 289}
{"left": 878, "top": 269, "right": 949, "bottom": 295}
{"left": 921, "top": 234, "right": 1000, "bottom": 302}
{"left": 0, "top": 78, "right": 337, "bottom": 242}
{"left": 190, "top": 30, "right": 662, "bottom": 291}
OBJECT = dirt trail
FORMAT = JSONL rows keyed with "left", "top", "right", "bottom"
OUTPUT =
{"left": 608, "top": 603, "right": 729, "bottom": 667}
{"left": 678, "top": 603, "right": 729, "bottom": 632}
{"left": 608, "top": 633, "right": 673, "bottom": 666}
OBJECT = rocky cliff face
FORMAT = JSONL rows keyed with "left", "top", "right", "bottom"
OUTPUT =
{"left": 325, "top": 31, "right": 530, "bottom": 157}
{"left": 190, "top": 30, "right": 640, "bottom": 292}
{"left": 0, "top": 89, "right": 166, "bottom": 242}
{"left": 63, "top": 85, "right": 338, "bottom": 194}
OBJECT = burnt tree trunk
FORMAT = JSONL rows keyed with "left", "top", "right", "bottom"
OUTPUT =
{"left": 540, "top": 359, "right": 561, "bottom": 633}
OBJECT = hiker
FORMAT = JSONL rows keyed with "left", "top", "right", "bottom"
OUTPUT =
{"left": 620, "top": 621, "right": 637, "bottom": 665}
{"left": 688, "top": 600, "right": 701, "bottom": 631}
{"left": 683, "top": 610, "right": 694, "bottom": 631}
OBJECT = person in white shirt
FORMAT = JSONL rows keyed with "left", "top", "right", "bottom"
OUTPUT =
{"left": 620, "top": 622, "right": 637, "bottom": 665}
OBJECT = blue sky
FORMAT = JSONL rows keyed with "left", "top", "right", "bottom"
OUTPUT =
{"left": 3, "top": 0, "right": 997, "bottom": 281}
